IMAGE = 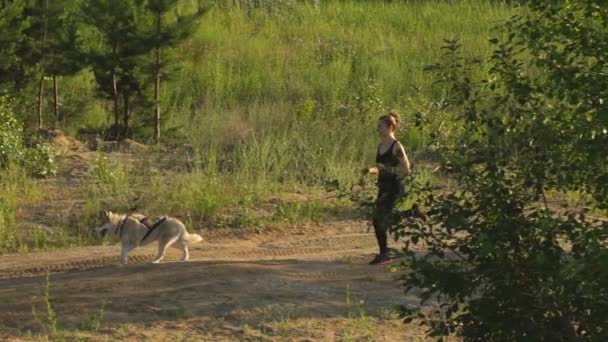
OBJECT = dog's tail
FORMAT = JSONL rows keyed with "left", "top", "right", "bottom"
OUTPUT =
{"left": 183, "top": 231, "right": 203, "bottom": 243}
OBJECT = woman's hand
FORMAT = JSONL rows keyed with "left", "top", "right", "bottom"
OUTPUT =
{"left": 362, "top": 166, "right": 380, "bottom": 175}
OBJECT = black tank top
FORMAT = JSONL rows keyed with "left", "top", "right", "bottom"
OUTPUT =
{"left": 376, "top": 140, "right": 399, "bottom": 166}
{"left": 376, "top": 140, "right": 400, "bottom": 186}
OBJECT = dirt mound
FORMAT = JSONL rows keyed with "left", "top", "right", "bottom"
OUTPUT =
{"left": 40, "top": 129, "right": 88, "bottom": 153}
{"left": 118, "top": 138, "right": 149, "bottom": 153}
{"left": 98, "top": 138, "right": 150, "bottom": 153}
{"left": 55, "top": 153, "right": 93, "bottom": 178}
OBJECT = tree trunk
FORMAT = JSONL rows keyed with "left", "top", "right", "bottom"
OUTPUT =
{"left": 37, "top": 74, "right": 44, "bottom": 130}
{"left": 111, "top": 42, "right": 120, "bottom": 138}
{"left": 123, "top": 94, "right": 130, "bottom": 138}
{"left": 112, "top": 71, "right": 119, "bottom": 136}
{"left": 53, "top": 73, "right": 59, "bottom": 124}
{"left": 37, "top": 0, "right": 49, "bottom": 130}
{"left": 154, "top": 47, "right": 161, "bottom": 143}
{"left": 154, "top": 12, "right": 161, "bottom": 143}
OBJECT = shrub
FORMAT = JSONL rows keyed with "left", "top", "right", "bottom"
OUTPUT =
{"left": 395, "top": 2, "right": 608, "bottom": 340}
{"left": 0, "top": 96, "right": 24, "bottom": 168}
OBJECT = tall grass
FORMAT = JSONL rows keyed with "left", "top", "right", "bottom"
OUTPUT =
{"left": 54, "top": 1, "right": 514, "bottom": 186}
{"left": 31, "top": 274, "right": 107, "bottom": 340}
{"left": 178, "top": 0, "right": 512, "bottom": 108}
{"left": 0, "top": 167, "right": 42, "bottom": 253}
{"left": 2, "top": 2, "right": 517, "bottom": 253}
{"left": 172, "top": 0, "right": 514, "bottom": 184}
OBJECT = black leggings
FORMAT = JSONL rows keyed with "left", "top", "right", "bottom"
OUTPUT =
{"left": 372, "top": 182, "right": 404, "bottom": 255}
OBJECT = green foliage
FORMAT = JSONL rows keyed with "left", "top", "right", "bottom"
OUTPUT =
{"left": 145, "top": 0, "right": 206, "bottom": 51}
{"left": 80, "top": 0, "right": 151, "bottom": 135}
{"left": 80, "top": 300, "right": 106, "bottom": 332}
{"left": 0, "top": 166, "right": 43, "bottom": 253}
{"left": 0, "top": 197, "right": 18, "bottom": 253}
{"left": 21, "top": 0, "right": 78, "bottom": 72}
{"left": 0, "top": 0, "right": 30, "bottom": 91}
{"left": 272, "top": 200, "right": 325, "bottom": 224}
{"left": 3, "top": 0, "right": 514, "bottom": 142}
{"left": 3, "top": 1, "right": 514, "bottom": 184}
{"left": 0, "top": 96, "right": 24, "bottom": 167}
{"left": 89, "top": 153, "right": 132, "bottom": 214}
{"left": 216, "top": 0, "right": 299, "bottom": 11}
{"left": 33, "top": 274, "right": 107, "bottom": 339}
{"left": 336, "top": 79, "right": 386, "bottom": 125}
{"left": 393, "top": 2, "right": 608, "bottom": 340}
{"left": 23, "top": 141, "right": 57, "bottom": 177}
{"left": 0, "top": 96, "right": 56, "bottom": 176}
{"left": 32, "top": 274, "right": 59, "bottom": 339}
{"left": 145, "top": 0, "right": 207, "bottom": 141}
{"left": 91, "top": 153, "right": 120, "bottom": 186}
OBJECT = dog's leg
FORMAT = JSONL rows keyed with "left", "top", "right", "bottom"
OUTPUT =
{"left": 120, "top": 244, "right": 134, "bottom": 265}
{"left": 151, "top": 236, "right": 179, "bottom": 264}
{"left": 172, "top": 240, "right": 189, "bottom": 261}
{"left": 181, "top": 244, "right": 190, "bottom": 262}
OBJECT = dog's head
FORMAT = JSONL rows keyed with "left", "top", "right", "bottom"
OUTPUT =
{"left": 94, "top": 211, "right": 121, "bottom": 238}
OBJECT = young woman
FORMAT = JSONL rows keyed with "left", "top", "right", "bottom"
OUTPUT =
{"left": 364, "top": 111, "right": 410, "bottom": 265}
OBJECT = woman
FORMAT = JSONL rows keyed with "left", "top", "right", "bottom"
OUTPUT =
{"left": 364, "top": 111, "right": 410, "bottom": 265}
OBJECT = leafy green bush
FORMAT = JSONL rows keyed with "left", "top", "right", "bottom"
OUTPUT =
{"left": 0, "top": 96, "right": 24, "bottom": 168}
{"left": 0, "top": 97, "right": 56, "bottom": 177}
{"left": 23, "top": 141, "right": 57, "bottom": 178}
{"left": 392, "top": 1, "right": 608, "bottom": 340}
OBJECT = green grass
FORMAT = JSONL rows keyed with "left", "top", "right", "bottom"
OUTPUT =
{"left": 52, "top": 0, "right": 515, "bottom": 185}
{"left": 3, "top": 1, "right": 520, "bottom": 253}
{"left": 29, "top": 274, "right": 107, "bottom": 341}
{"left": 171, "top": 0, "right": 514, "bottom": 184}
{"left": 0, "top": 166, "right": 42, "bottom": 253}
{"left": 179, "top": 0, "right": 511, "bottom": 106}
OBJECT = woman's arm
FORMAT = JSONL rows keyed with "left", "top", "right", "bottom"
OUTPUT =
{"left": 388, "top": 142, "right": 410, "bottom": 177}
{"left": 362, "top": 143, "right": 382, "bottom": 176}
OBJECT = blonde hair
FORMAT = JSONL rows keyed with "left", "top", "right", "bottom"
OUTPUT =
{"left": 378, "top": 110, "right": 400, "bottom": 130}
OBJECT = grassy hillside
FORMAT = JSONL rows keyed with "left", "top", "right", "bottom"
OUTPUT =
{"left": 54, "top": 1, "right": 514, "bottom": 185}
{"left": 1, "top": 1, "right": 517, "bottom": 253}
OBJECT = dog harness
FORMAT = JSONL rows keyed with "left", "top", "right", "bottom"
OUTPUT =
{"left": 140, "top": 216, "right": 167, "bottom": 242}
{"left": 115, "top": 217, "right": 129, "bottom": 237}
{"left": 113, "top": 215, "right": 168, "bottom": 242}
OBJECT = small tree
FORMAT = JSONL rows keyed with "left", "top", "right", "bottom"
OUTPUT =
{"left": 394, "top": 1, "right": 608, "bottom": 341}
{"left": 80, "top": 0, "right": 150, "bottom": 138}
{"left": 144, "top": 0, "right": 204, "bottom": 142}
{"left": 0, "top": 0, "right": 30, "bottom": 93}
{"left": 21, "top": 0, "right": 67, "bottom": 129}
{"left": 45, "top": 6, "right": 85, "bottom": 125}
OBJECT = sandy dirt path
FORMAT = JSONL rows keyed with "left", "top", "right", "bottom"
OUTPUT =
{"left": 0, "top": 222, "right": 434, "bottom": 341}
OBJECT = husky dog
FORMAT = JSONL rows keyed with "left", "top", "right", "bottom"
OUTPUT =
{"left": 95, "top": 211, "right": 203, "bottom": 264}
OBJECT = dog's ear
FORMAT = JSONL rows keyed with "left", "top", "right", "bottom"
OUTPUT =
{"left": 98, "top": 210, "right": 108, "bottom": 221}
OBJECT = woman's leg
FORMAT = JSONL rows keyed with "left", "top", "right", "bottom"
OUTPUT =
{"left": 372, "top": 191, "right": 398, "bottom": 255}
{"left": 372, "top": 211, "right": 389, "bottom": 255}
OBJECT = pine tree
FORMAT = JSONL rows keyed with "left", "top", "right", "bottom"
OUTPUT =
{"left": 81, "top": 0, "right": 149, "bottom": 138}
{"left": 22, "top": 0, "right": 67, "bottom": 129}
{"left": 46, "top": 4, "right": 85, "bottom": 125}
{"left": 144, "top": 0, "right": 205, "bottom": 142}
{"left": 0, "top": 0, "right": 30, "bottom": 93}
